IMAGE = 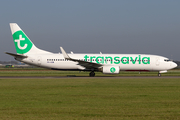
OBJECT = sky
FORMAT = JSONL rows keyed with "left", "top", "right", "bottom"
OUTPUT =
{"left": 0, "top": 0, "right": 180, "bottom": 61}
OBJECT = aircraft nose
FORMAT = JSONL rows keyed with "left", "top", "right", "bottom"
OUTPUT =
{"left": 172, "top": 62, "right": 177, "bottom": 68}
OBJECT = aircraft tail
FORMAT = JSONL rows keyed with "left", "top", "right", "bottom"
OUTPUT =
{"left": 10, "top": 23, "right": 52, "bottom": 55}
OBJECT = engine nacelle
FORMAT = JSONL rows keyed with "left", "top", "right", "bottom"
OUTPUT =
{"left": 101, "top": 66, "right": 120, "bottom": 74}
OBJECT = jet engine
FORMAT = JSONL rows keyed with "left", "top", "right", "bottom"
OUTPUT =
{"left": 99, "top": 66, "right": 120, "bottom": 74}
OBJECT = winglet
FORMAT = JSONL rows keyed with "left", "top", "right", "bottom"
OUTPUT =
{"left": 60, "top": 47, "right": 70, "bottom": 59}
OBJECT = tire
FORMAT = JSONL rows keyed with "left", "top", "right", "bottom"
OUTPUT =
{"left": 89, "top": 71, "right": 95, "bottom": 77}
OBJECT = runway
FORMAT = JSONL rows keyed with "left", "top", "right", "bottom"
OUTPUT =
{"left": 1, "top": 76, "right": 180, "bottom": 79}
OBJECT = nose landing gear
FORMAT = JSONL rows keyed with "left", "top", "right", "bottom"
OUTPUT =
{"left": 158, "top": 73, "right": 161, "bottom": 77}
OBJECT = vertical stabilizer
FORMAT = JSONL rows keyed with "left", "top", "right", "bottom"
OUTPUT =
{"left": 10, "top": 23, "right": 52, "bottom": 55}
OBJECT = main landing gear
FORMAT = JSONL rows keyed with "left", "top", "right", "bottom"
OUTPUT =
{"left": 89, "top": 71, "right": 95, "bottom": 77}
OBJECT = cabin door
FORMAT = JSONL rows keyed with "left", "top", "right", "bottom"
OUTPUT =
{"left": 156, "top": 57, "right": 160, "bottom": 66}
{"left": 37, "top": 56, "right": 42, "bottom": 65}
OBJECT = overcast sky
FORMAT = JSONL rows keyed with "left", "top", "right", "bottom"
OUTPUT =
{"left": 0, "top": 0, "right": 180, "bottom": 61}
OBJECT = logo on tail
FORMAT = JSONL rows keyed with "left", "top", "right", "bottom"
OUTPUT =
{"left": 13, "top": 31, "right": 32, "bottom": 54}
{"left": 15, "top": 35, "right": 27, "bottom": 49}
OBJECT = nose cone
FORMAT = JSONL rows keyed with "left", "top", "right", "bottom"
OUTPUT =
{"left": 172, "top": 62, "right": 177, "bottom": 69}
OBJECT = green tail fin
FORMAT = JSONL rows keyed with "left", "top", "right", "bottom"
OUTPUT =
{"left": 10, "top": 23, "right": 52, "bottom": 55}
{"left": 10, "top": 23, "right": 33, "bottom": 54}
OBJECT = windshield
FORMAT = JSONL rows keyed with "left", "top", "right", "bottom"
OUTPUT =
{"left": 164, "top": 59, "right": 171, "bottom": 62}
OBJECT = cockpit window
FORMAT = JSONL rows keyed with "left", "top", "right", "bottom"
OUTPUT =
{"left": 164, "top": 59, "right": 171, "bottom": 62}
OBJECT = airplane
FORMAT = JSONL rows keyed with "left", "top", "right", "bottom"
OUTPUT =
{"left": 6, "top": 23, "right": 177, "bottom": 77}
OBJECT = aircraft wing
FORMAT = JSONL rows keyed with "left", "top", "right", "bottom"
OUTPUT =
{"left": 73, "top": 59, "right": 102, "bottom": 69}
{"left": 60, "top": 47, "right": 102, "bottom": 69}
{"left": 5, "top": 52, "right": 27, "bottom": 58}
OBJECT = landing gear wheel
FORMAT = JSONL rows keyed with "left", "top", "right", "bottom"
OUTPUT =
{"left": 158, "top": 73, "right": 161, "bottom": 77}
{"left": 89, "top": 71, "right": 95, "bottom": 77}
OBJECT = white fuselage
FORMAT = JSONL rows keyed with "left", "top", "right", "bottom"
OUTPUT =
{"left": 18, "top": 53, "right": 177, "bottom": 72}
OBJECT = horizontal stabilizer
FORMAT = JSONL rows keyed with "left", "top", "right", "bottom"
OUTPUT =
{"left": 5, "top": 52, "right": 27, "bottom": 58}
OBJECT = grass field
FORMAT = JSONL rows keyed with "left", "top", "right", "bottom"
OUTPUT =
{"left": 0, "top": 68, "right": 180, "bottom": 119}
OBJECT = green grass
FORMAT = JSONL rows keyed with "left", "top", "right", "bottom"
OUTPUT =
{"left": 0, "top": 78, "right": 180, "bottom": 119}
{"left": 0, "top": 68, "right": 180, "bottom": 76}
